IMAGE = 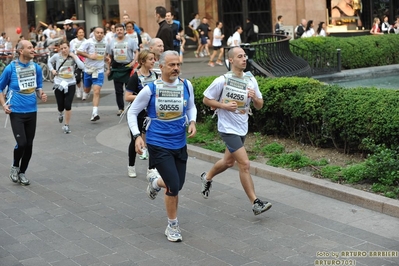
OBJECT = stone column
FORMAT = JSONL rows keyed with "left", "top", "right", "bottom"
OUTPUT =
{"left": 119, "top": 0, "right": 168, "bottom": 37}
{"left": 0, "top": 0, "right": 29, "bottom": 43}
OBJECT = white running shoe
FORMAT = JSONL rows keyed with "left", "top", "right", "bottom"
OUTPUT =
{"left": 146, "top": 168, "right": 160, "bottom": 182}
{"left": 200, "top": 172, "right": 212, "bottom": 199}
{"left": 147, "top": 176, "right": 161, "bottom": 200}
{"left": 90, "top": 113, "right": 100, "bottom": 121}
{"left": 128, "top": 166, "right": 136, "bottom": 178}
{"left": 82, "top": 91, "right": 89, "bottom": 100}
{"left": 9, "top": 166, "right": 19, "bottom": 183}
{"left": 76, "top": 87, "right": 82, "bottom": 98}
{"left": 165, "top": 223, "right": 182, "bottom": 242}
{"left": 62, "top": 125, "right": 71, "bottom": 134}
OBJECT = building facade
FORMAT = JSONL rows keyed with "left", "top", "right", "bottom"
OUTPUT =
{"left": 0, "top": 0, "right": 398, "bottom": 44}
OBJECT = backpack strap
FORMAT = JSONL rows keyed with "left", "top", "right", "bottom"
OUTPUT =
{"left": 178, "top": 77, "right": 190, "bottom": 98}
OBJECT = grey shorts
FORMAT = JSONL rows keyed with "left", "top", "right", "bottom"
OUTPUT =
{"left": 219, "top": 133, "right": 246, "bottom": 153}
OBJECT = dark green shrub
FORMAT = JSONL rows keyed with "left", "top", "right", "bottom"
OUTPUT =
{"left": 291, "top": 35, "right": 399, "bottom": 69}
{"left": 323, "top": 87, "right": 399, "bottom": 153}
{"left": 190, "top": 76, "right": 219, "bottom": 121}
{"left": 252, "top": 76, "right": 326, "bottom": 145}
{"left": 342, "top": 163, "right": 367, "bottom": 183}
{"left": 362, "top": 139, "right": 399, "bottom": 187}
{"left": 191, "top": 76, "right": 399, "bottom": 154}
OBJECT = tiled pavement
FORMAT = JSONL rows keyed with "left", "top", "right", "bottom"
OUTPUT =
{"left": 0, "top": 57, "right": 398, "bottom": 266}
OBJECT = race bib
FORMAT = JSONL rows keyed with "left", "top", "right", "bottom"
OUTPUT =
{"left": 221, "top": 76, "right": 248, "bottom": 112}
{"left": 138, "top": 72, "right": 157, "bottom": 88}
{"left": 113, "top": 41, "right": 128, "bottom": 62}
{"left": 155, "top": 81, "right": 184, "bottom": 120}
{"left": 58, "top": 58, "right": 75, "bottom": 79}
{"left": 16, "top": 63, "right": 37, "bottom": 93}
{"left": 126, "top": 32, "right": 139, "bottom": 45}
{"left": 95, "top": 42, "right": 106, "bottom": 60}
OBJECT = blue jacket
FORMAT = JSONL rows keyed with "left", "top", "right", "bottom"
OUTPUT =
{"left": 0, "top": 60, "right": 43, "bottom": 113}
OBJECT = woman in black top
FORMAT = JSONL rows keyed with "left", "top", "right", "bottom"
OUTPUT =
{"left": 125, "top": 50, "right": 158, "bottom": 178}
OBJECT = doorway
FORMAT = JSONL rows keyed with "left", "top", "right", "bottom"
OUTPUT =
{"left": 218, "top": 0, "right": 272, "bottom": 41}
{"left": 170, "top": 0, "right": 198, "bottom": 33}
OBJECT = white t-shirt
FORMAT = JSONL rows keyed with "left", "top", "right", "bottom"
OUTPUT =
{"left": 5, "top": 40, "right": 12, "bottom": 53}
{"left": 43, "top": 28, "right": 56, "bottom": 39}
{"left": 47, "top": 53, "right": 85, "bottom": 85}
{"left": 104, "top": 31, "right": 115, "bottom": 44}
{"left": 203, "top": 73, "right": 262, "bottom": 136}
{"left": 77, "top": 37, "right": 107, "bottom": 73}
{"left": 125, "top": 32, "right": 139, "bottom": 48}
{"left": 70, "top": 38, "right": 86, "bottom": 53}
{"left": 189, "top": 19, "right": 201, "bottom": 30}
{"left": 318, "top": 29, "right": 326, "bottom": 37}
{"left": 230, "top": 31, "right": 241, "bottom": 47}
{"left": 302, "top": 28, "right": 315, "bottom": 38}
{"left": 212, "top": 28, "right": 222, "bottom": 47}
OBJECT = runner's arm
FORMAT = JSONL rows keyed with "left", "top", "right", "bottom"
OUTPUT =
{"left": 127, "top": 85, "right": 152, "bottom": 135}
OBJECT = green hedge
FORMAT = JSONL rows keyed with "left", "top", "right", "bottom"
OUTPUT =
{"left": 191, "top": 75, "right": 399, "bottom": 153}
{"left": 291, "top": 35, "right": 399, "bottom": 69}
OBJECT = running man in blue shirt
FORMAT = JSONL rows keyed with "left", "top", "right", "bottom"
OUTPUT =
{"left": 127, "top": 50, "right": 197, "bottom": 242}
{"left": 0, "top": 40, "right": 48, "bottom": 186}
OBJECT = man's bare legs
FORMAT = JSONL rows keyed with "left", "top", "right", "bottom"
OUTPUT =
{"left": 91, "top": 84, "right": 101, "bottom": 107}
{"left": 205, "top": 147, "right": 257, "bottom": 203}
{"left": 85, "top": 84, "right": 102, "bottom": 121}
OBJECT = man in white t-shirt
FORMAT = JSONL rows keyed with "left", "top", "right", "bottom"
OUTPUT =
{"left": 230, "top": 26, "right": 243, "bottom": 47}
{"left": 77, "top": 27, "right": 106, "bottom": 122}
{"left": 43, "top": 24, "right": 56, "bottom": 39}
{"left": 200, "top": 46, "right": 272, "bottom": 216}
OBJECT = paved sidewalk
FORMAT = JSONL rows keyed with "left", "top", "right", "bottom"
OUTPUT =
{"left": 0, "top": 60, "right": 398, "bottom": 266}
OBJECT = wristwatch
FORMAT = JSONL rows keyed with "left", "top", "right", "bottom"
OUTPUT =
{"left": 133, "top": 134, "right": 141, "bottom": 140}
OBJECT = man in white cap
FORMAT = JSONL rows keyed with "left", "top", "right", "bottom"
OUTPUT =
{"left": 64, "top": 19, "right": 76, "bottom": 42}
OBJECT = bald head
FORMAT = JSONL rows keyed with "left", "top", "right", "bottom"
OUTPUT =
{"left": 17, "top": 40, "right": 35, "bottom": 61}
{"left": 228, "top": 46, "right": 244, "bottom": 59}
{"left": 149, "top": 38, "right": 164, "bottom": 57}
{"left": 228, "top": 47, "right": 247, "bottom": 72}
{"left": 17, "top": 40, "right": 31, "bottom": 50}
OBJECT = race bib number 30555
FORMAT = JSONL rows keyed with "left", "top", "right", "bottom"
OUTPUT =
{"left": 155, "top": 85, "right": 184, "bottom": 120}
